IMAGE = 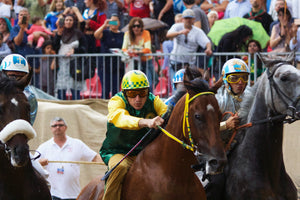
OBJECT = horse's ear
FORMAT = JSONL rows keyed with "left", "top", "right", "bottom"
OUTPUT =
{"left": 16, "top": 67, "right": 32, "bottom": 90}
{"left": 285, "top": 50, "right": 295, "bottom": 64}
{"left": 210, "top": 77, "right": 223, "bottom": 93}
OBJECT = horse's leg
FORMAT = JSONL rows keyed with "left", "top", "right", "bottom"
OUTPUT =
{"left": 77, "top": 176, "right": 104, "bottom": 200}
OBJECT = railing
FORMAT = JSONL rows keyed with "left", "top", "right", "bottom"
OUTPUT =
{"left": 22, "top": 51, "right": 299, "bottom": 100}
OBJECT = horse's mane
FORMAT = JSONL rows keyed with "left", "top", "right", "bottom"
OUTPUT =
{"left": 184, "top": 67, "right": 210, "bottom": 94}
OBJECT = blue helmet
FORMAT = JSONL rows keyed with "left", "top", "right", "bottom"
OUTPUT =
{"left": 0, "top": 54, "right": 29, "bottom": 73}
{"left": 172, "top": 69, "right": 185, "bottom": 91}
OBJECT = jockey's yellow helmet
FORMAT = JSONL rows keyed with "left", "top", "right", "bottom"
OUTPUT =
{"left": 121, "top": 70, "right": 150, "bottom": 90}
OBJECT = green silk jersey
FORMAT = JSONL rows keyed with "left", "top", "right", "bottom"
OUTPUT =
{"left": 100, "top": 92, "right": 167, "bottom": 165}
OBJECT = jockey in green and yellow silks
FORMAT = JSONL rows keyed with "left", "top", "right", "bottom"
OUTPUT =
{"left": 100, "top": 70, "right": 167, "bottom": 200}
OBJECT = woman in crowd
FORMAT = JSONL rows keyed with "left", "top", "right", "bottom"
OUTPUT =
{"left": 0, "top": 17, "right": 12, "bottom": 44}
{"left": 52, "top": 14, "right": 88, "bottom": 100}
{"left": 43, "top": 0, "right": 66, "bottom": 32}
{"left": 215, "top": 25, "right": 253, "bottom": 79}
{"left": 72, "top": 0, "right": 107, "bottom": 53}
{"left": 269, "top": 7, "right": 293, "bottom": 52}
{"left": 94, "top": 15, "right": 124, "bottom": 98}
{"left": 122, "top": 17, "right": 155, "bottom": 91}
{"left": 243, "top": 39, "right": 263, "bottom": 85}
{"left": 207, "top": 10, "right": 218, "bottom": 28}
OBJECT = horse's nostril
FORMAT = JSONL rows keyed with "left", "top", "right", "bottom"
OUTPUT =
{"left": 209, "top": 159, "right": 218, "bottom": 167}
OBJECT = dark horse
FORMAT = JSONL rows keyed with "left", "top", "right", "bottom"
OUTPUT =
{"left": 207, "top": 53, "right": 299, "bottom": 200}
{"left": 77, "top": 67, "right": 227, "bottom": 200}
{"left": 0, "top": 71, "right": 51, "bottom": 200}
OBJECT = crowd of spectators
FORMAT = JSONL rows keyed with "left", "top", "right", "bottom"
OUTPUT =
{"left": 0, "top": 0, "right": 299, "bottom": 100}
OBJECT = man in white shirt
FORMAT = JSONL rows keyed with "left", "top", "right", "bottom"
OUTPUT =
{"left": 166, "top": 9, "right": 212, "bottom": 84}
{"left": 36, "top": 117, "right": 102, "bottom": 200}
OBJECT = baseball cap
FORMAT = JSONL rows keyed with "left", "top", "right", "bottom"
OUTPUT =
{"left": 182, "top": 9, "right": 195, "bottom": 18}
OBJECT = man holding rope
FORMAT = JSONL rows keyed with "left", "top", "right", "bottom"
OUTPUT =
{"left": 36, "top": 117, "right": 102, "bottom": 200}
{"left": 100, "top": 70, "right": 167, "bottom": 200}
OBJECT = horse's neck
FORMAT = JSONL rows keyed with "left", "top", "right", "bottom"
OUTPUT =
{"left": 242, "top": 91, "right": 284, "bottom": 177}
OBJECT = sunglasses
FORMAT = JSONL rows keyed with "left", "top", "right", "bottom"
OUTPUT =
{"left": 51, "top": 124, "right": 65, "bottom": 128}
{"left": 126, "top": 89, "right": 149, "bottom": 98}
{"left": 132, "top": 24, "right": 141, "bottom": 28}
{"left": 226, "top": 73, "right": 249, "bottom": 84}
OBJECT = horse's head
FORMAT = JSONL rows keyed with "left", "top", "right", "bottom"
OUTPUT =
{"left": 0, "top": 71, "right": 35, "bottom": 167}
{"left": 259, "top": 52, "right": 300, "bottom": 121}
{"left": 182, "top": 67, "right": 226, "bottom": 174}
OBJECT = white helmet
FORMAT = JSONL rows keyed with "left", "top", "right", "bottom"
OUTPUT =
{"left": 0, "top": 54, "right": 29, "bottom": 73}
{"left": 222, "top": 58, "right": 249, "bottom": 85}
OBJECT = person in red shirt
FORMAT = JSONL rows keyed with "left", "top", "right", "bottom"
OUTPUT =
{"left": 126, "top": 0, "right": 151, "bottom": 18}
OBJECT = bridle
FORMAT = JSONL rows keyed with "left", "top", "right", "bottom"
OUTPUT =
{"left": 158, "top": 91, "right": 215, "bottom": 152}
{"left": 267, "top": 62, "right": 300, "bottom": 123}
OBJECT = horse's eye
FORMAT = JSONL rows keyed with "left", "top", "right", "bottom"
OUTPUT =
{"left": 280, "top": 74, "right": 288, "bottom": 82}
{"left": 195, "top": 114, "right": 205, "bottom": 122}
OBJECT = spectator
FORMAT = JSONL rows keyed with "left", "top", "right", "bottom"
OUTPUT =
{"left": 200, "top": 0, "right": 229, "bottom": 19}
{"left": 94, "top": 15, "right": 125, "bottom": 98}
{"left": 161, "top": 14, "right": 182, "bottom": 75}
{"left": 151, "top": 0, "right": 174, "bottom": 28}
{"left": 223, "top": 0, "right": 252, "bottom": 19}
{"left": 243, "top": 0, "right": 273, "bottom": 34}
{"left": 242, "top": 39, "right": 263, "bottom": 84}
{"left": 268, "top": 0, "right": 294, "bottom": 34}
{"left": 268, "top": 0, "right": 292, "bottom": 21}
{"left": 9, "top": 8, "right": 41, "bottom": 75}
{"left": 100, "top": 70, "right": 167, "bottom": 200}
{"left": 72, "top": 0, "right": 107, "bottom": 53}
{"left": 40, "top": 40, "right": 56, "bottom": 95}
{"left": 0, "top": 17, "right": 14, "bottom": 52}
{"left": 126, "top": 0, "right": 151, "bottom": 19}
{"left": 173, "top": 0, "right": 185, "bottom": 15}
{"left": 216, "top": 25, "right": 253, "bottom": 78}
{"left": 43, "top": 0, "right": 66, "bottom": 32}
{"left": 166, "top": 9, "right": 212, "bottom": 85}
{"left": 27, "top": 16, "right": 53, "bottom": 48}
{"left": 0, "top": 0, "right": 12, "bottom": 19}
{"left": 0, "top": 32, "right": 11, "bottom": 58}
{"left": 52, "top": 14, "right": 88, "bottom": 100}
{"left": 289, "top": 22, "right": 300, "bottom": 68}
{"left": 207, "top": 10, "right": 218, "bottom": 28}
{"left": 105, "top": 0, "right": 124, "bottom": 28}
{"left": 122, "top": 17, "right": 156, "bottom": 91}
{"left": 36, "top": 117, "right": 102, "bottom": 200}
{"left": 269, "top": 7, "right": 292, "bottom": 53}
{"left": 65, "top": 0, "right": 86, "bottom": 14}
{"left": 183, "top": 0, "right": 210, "bottom": 34}
{"left": 23, "top": 0, "right": 48, "bottom": 23}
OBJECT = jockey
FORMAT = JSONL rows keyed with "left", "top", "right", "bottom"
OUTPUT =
{"left": 215, "top": 58, "right": 251, "bottom": 145}
{"left": 100, "top": 70, "right": 167, "bottom": 200}
{"left": 0, "top": 54, "right": 37, "bottom": 125}
{"left": 165, "top": 68, "right": 186, "bottom": 106}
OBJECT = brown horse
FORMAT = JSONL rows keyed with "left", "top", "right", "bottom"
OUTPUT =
{"left": 77, "top": 67, "right": 226, "bottom": 200}
{"left": 0, "top": 71, "right": 51, "bottom": 200}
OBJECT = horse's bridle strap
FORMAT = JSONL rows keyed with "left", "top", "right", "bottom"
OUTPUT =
{"left": 183, "top": 92, "right": 215, "bottom": 151}
{"left": 157, "top": 125, "right": 194, "bottom": 151}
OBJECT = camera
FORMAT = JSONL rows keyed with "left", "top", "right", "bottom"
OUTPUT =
{"left": 58, "top": 18, "right": 64, "bottom": 28}
{"left": 21, "top": 16, "right": 27, "bottom": 25}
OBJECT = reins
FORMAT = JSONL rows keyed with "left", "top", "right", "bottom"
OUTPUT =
{"left": 158, "top": 91, "right": 215, "bottom": 152}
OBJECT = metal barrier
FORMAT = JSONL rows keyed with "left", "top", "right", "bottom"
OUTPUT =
{"left": 23, "top": 51, "right": 299, "bottom": 100}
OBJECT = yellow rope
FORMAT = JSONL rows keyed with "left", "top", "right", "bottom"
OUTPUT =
{"left": 48, "top": 160, "right": 106, "bottom": 165}
{"left": 157, "top": 125, "right": 194, "bottom": 151}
